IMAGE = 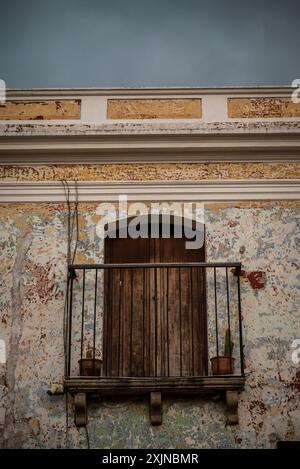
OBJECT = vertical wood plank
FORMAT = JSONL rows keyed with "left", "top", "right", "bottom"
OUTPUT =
{"left": 180, "top": 267, "right": 192, "bottom": 376}
{"left": 131, "top": 268, "right": 144, "bottom": 376}
{"left": 110, "top": 268, "right": 121, "bottom": 376}
{"left": 121, "top": 268, "right": 132, "bottom": 376}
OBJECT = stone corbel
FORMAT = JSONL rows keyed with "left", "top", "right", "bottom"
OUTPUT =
{"left": 226, "top": 390, "right": 239, "bottom": 425}
{"left": 150, "top": 392, "right": 162, "bottom": 426}
{"left": 74, "top": 393, "right": 87, "bottom": 427}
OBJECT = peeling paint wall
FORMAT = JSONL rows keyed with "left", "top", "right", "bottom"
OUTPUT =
{"left": 228, "top": 97, "right": 300, "bottom": 118}
{"left": 1, "top": 162, "right": 300, "bottom": 182}
{"left": 0, "top": 198, "right": 299, "bottom": 448}
{"left": 0, "top": 100, "right": 81, "bottom": 120}
{"left": 107, "top": 99, "right": 202, "bottom": 119}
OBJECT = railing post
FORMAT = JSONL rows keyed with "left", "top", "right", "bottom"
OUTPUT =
{"left": 93, "top": 268, "right": 98, "bottom": 375}
{"left": 80, "top": 268, "right": 85, "bottom": 376}
{"left": 67, "top": 267, "right": 76, "bottom": 377}
{"left": 236, "top": 265, "right": 244, "bottom": 376}
{"left": 67, "top": 261, "right": 243, "bottom": 379}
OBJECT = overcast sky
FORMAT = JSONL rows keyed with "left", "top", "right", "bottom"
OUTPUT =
{"left": 0, "top": 0, "right": 299, "bottom": 88}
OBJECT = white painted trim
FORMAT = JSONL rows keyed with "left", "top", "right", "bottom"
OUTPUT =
{"left": 5, "top": 86, "right": 295, "bottom": 98}
{"left": 1, "top": 132, "right": 300, "bottom": 164}
{"left": 0, "top": 180, "right": 299, "bottom": 203}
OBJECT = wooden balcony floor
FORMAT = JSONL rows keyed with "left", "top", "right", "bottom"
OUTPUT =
{"left": 64, "top": 375, "right": 245, "bottom": 396}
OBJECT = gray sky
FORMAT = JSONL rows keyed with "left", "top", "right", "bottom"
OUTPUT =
{"left": 0, "top": 0, "right": 299, "bottom": 88}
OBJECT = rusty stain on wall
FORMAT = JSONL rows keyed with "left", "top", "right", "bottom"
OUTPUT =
{"left": 228, "top": 97, "right": 300, "bottom": 118}
{"left": 0, "top": 100, "right": 81, "bottom": 120}
{"left": 1, "top": 162, "right": 300, "bottom": 182}
{"left": 237, "top": 270, "right": 266, "bottom": 289}
{"left": 107, "top": 99, "right": 202, "bottom": 119}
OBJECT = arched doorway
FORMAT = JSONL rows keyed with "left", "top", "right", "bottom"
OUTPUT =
{"left": 103, "top": 214, "right": 207, "bottom": 377}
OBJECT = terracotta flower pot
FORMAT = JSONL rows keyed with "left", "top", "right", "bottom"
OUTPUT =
{"left": 78, "top": 358, "right": 102, "bottom": 376}
{"left": 210, "top": 356, "right": 235, "bottom": 375}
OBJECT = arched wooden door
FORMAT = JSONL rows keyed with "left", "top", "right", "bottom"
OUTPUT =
{"left": 103, "top": 220, "right": 207, "bottom": 377}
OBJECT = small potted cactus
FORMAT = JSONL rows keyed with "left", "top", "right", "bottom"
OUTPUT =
{"left": 210, "top": 329, "right": 235, "bottom": 375}
{"left": 78, "top": 347, "right": 102, "bottom": 376}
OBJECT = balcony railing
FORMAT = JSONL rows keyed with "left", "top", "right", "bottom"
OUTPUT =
{"left": 65, "top": 262, "right": 244, "bottom": 380}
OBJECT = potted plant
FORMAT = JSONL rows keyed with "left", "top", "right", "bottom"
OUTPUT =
{"left": 78, "top": 347, "right": 102, "bottom": 376}
{"left": 210, "top": 329, "right": 235, "bottom": 375}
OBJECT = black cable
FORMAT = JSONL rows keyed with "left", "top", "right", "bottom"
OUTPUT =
{"left": 61, "top": 180, "right": 71, "bottom": 374}
{"left": 72, "top": 180, "right": 79, "bottom": 264}
{"left": 85, "top": 425, "right": 90, "bottom": 449}
{"left": 60, "top": 179, "right": 80, "bottom": 449}
{"left": 61, "top": 180, "right": 71, "bottom": 264}
{"left": 65, "top": 391, "right": 69, "bottom": 448}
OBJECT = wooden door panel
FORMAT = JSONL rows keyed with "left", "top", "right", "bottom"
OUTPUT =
{"left": 104, "top": 225, "right": 207, "bottom": 377}
{"left": 180, "top": 267, "right": 193, "bottom": 376}
{"left": 131, "top": 268, "right": 144, "bottom": 376}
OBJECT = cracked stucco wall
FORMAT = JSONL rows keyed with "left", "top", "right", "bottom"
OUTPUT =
{"left": 0, "top": 197, "right": 299, "bottom": 448}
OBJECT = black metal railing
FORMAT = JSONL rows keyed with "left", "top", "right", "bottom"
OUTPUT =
{"left": 65, "top": 262, "right": 244, "bottom": 379}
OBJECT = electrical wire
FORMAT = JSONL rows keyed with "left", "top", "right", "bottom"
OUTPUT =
{"left": 60, "top": 179, "right": 80, "bottom": 449}
{"left": 85, "top": 425, "right": 90, "bottom": 449}
{"left": 72, "top": 181, "right": 79, "bottom": 264}
{"left": 65, "top": 391, "right": 69, "bottom": 448}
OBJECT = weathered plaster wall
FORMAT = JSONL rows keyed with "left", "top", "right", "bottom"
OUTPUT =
{"left": 1, "top": 162, "right": 300, "bottom": 181}
{"left": 0, "top": 198, "right": 299, "bottom": 448}
{"left": 228, "top": 97, "right": 300, "bottom": 118}
{"left": 107, "top": 99, "right": 202, "bottom": 119}
{"left": 0, "top": 100, "right": 81, "bottom": 120}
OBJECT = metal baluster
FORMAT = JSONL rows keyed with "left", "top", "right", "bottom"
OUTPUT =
{"left": 213, "top": 267, "right": 219, "bottom": 369}
{"left": 166, "top": 267, "right": 169, "bottom": 377}
{"left": 67, "top": 269, "right": 74, "bottom": 378}
{"left": 93, "top": 268, "right": 98, "bottom": 375}
{"left": 236, "top": 267, "right": 244, "bottom": 375}
{"left": 155, "top": 266, "right": 158, "bottom": 377}
{"left": 225, "top": 267, "right": 232, "bottom": 361}
{"left": 143, "top": 267, "right": 146, "bottom": 377}
{"left": 80, "top": 268, "right": 85, "bottom": 375}
{"left": 190, "top": 266, "right": 194, "bottom": 376}
{"left": 179, "top": 267, "right": 182, "bottom": 377}
{"left": 104, "top": 268, "right": 109, "bottom": 376}
{"left": 118, "top": 268, "right": 122, "bottom": 377}
{"left": 130, "top": 268, "right": 133, "bottom": 376}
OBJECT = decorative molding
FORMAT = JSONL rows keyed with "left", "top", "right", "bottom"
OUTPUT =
{"left": 228, "top": 97, "right": 300, "bottom": 119}
{"left": 226, "top": 390, "right": 239, "bottom": 425}
{"left": 74, "top": 393, "right": 87, "bottom": 427}
{"left": 107, "top": 98, "right": 202, "bottom": 120}
{"left": 1, "top": 132, "right": 300, "bottom": 164}
{"left": 1, "top": 179, "right": 300, "bottom": 203}
{"left": 0, "top": 100, "right": 81, "bottom": 121}
{"left": 5, "top": 86, "right": 296, "bottom": 98}
{"left": 150, "top": 392, "right": 162, "bottom": 426}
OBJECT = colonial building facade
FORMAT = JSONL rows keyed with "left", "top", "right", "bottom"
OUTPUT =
{"left": 0, "top": 86, "right": 299, "bottom": 448}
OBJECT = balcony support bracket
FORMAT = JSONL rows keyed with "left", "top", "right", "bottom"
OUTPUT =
{"left": 74, "top": 392, "right": 87, "bottom": 427}
{"left": 226, "top": 390, "right": 239, "bottom": 425}
{"left": 150, "top": 392, "right": 162, "bottom": 426}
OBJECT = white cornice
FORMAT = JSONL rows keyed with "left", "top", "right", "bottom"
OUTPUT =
{"left": 0, "top": 180, "right": 299, "bottom": 203}
{"left": 5, "top": 85, "right": 295, "bottom": 98}
{"left": 1, "top": 130, "right": 300, "bottom": 163}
